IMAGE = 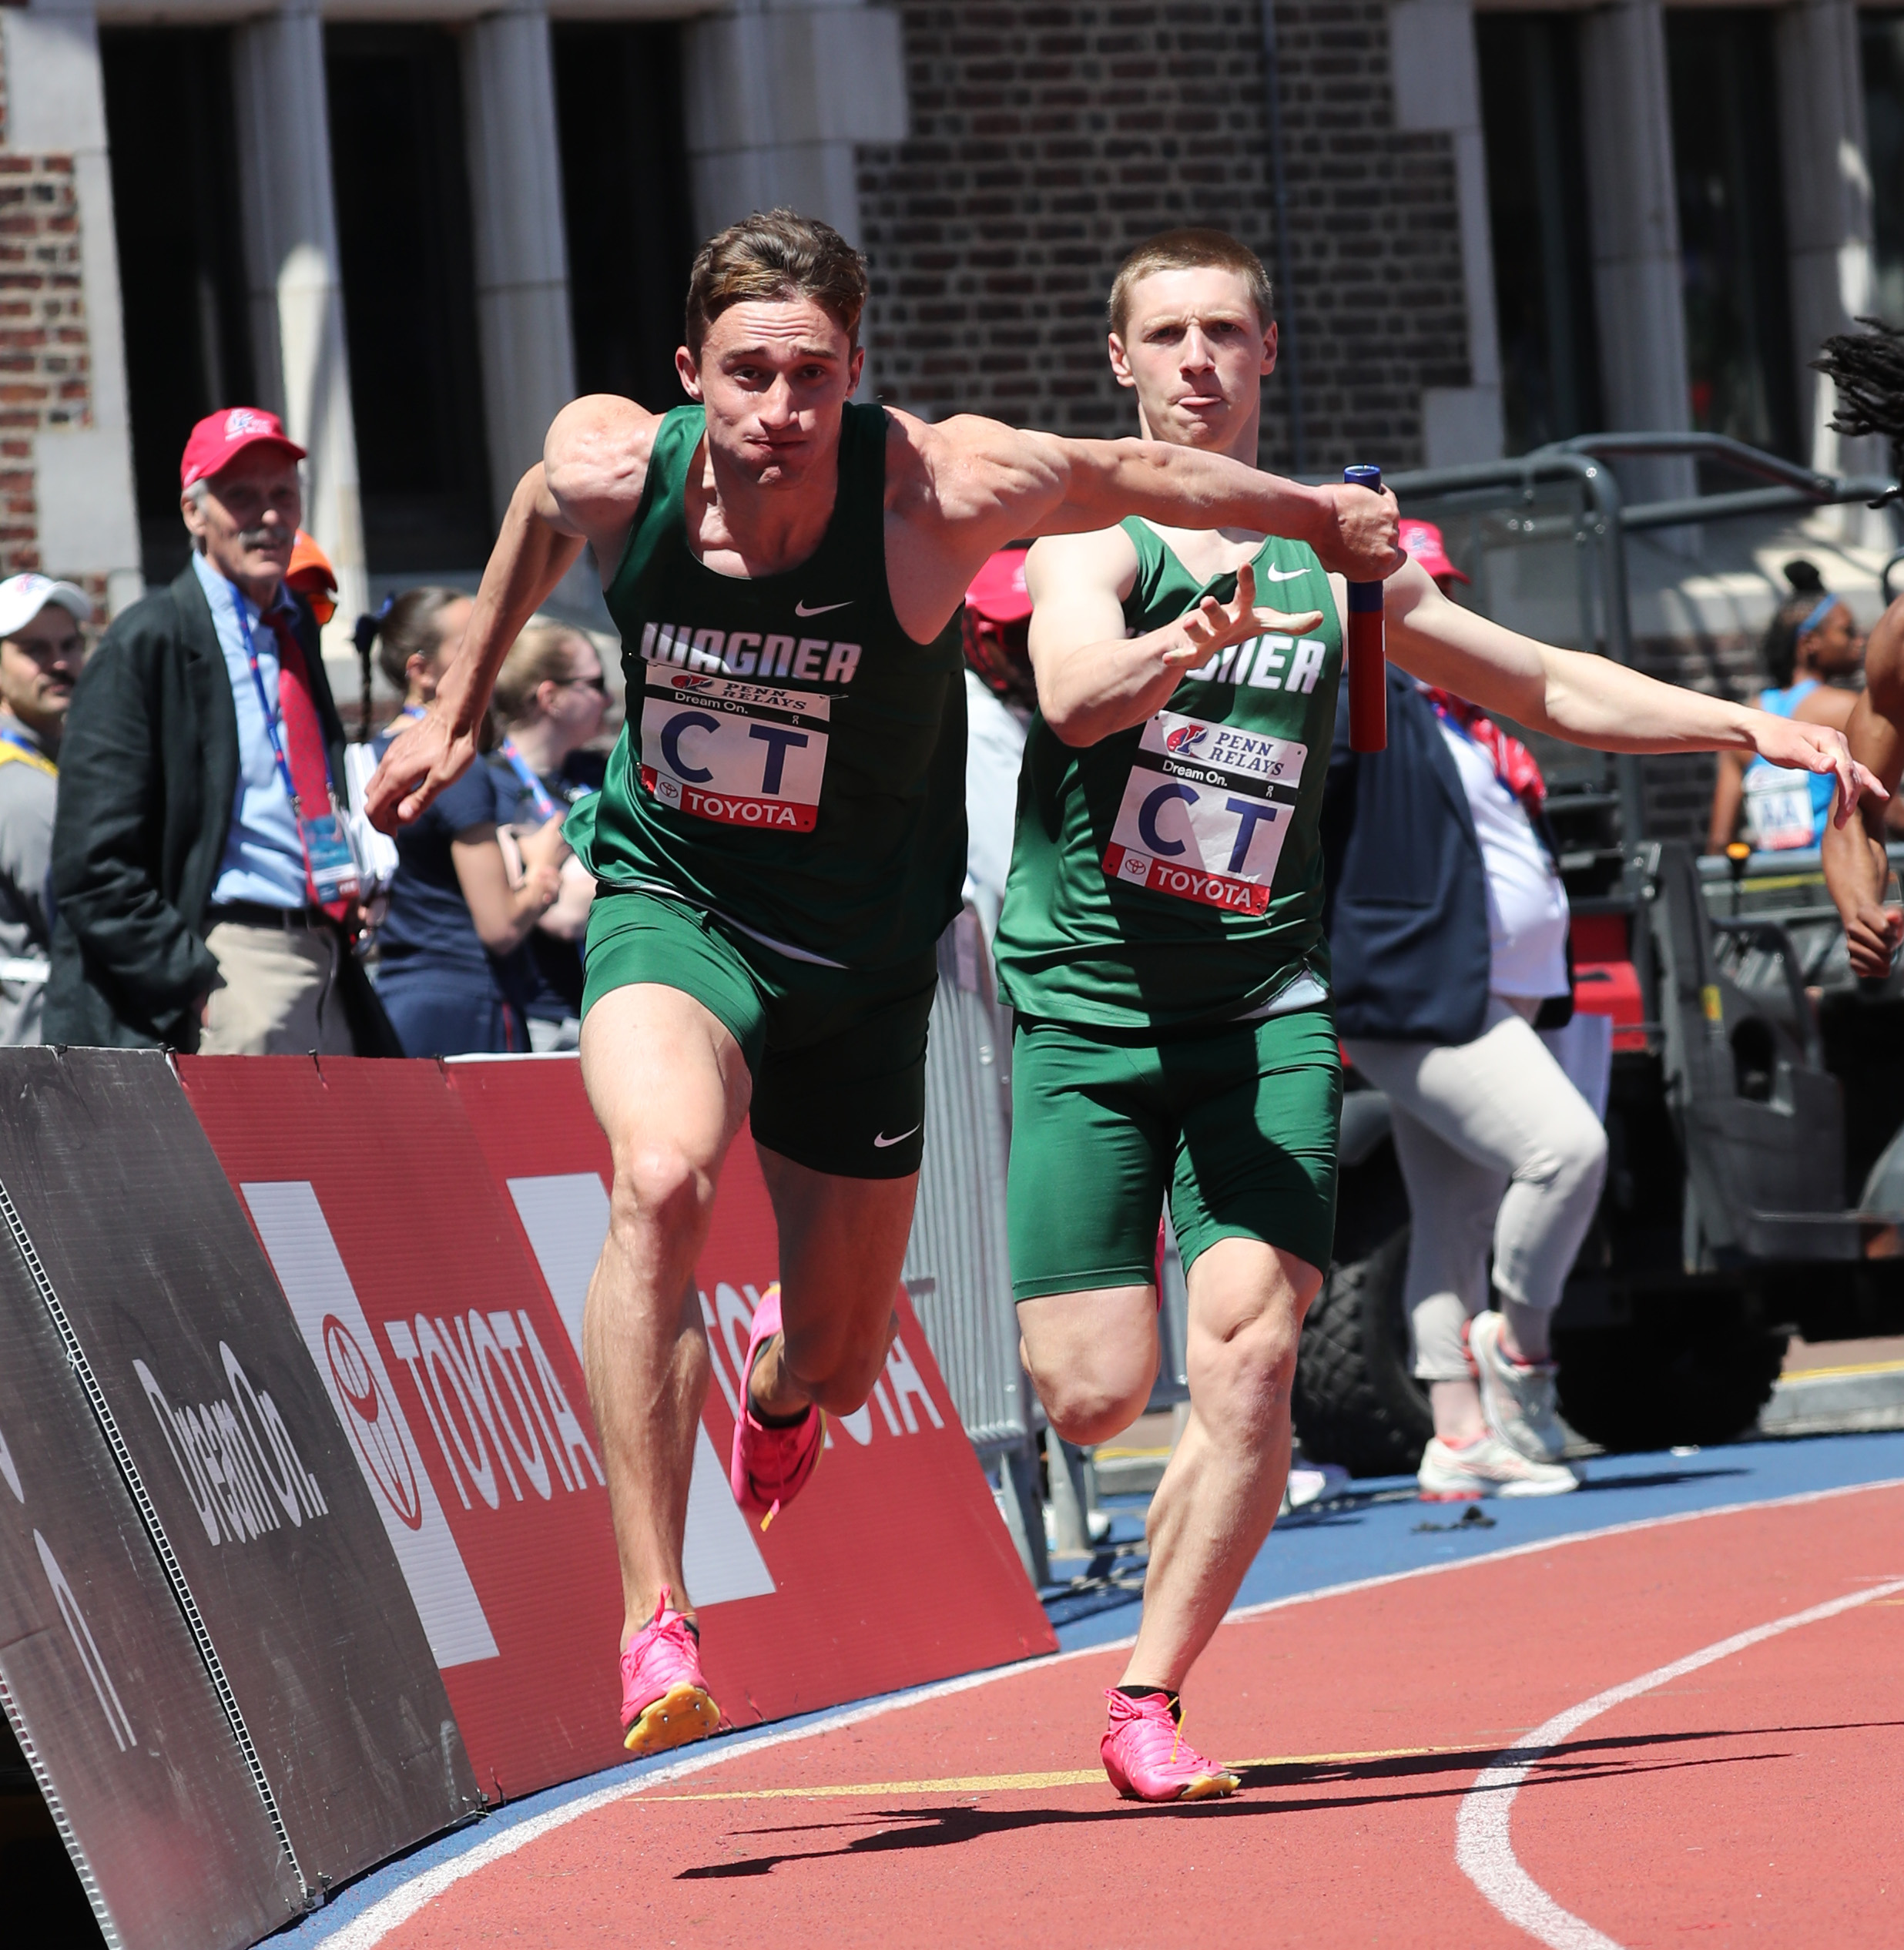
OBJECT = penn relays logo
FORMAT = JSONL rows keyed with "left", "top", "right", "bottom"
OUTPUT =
{"left": 324, "top": 1314, "right": 423, "bottom": 1530}
{"left": 1165, "top": 724, "right": 1209, "bottom": 756}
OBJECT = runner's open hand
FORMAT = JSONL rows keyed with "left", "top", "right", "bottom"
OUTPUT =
{"left": 1743, "top": 714, "right": 1889, "bottom": 831}
{"left": 1308, "top": 481, "right": 1406, "bottom": 581}
{"left": 1165, "top": 562, "right": 1322, "bottom": 672}
{"left": 364, "top": 708, "right": 482, "bottom": 833}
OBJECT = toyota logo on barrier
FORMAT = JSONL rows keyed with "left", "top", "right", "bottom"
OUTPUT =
{"left": 323, "top": 1315, "right": 422, "bottom": 1530}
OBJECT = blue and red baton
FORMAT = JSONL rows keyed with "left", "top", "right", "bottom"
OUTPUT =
{"left": 1343, "top": 463, "right": 1386, "bottom": 752}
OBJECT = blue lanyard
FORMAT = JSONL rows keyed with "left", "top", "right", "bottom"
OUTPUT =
{"left": 498, "top": 740, "right": 558, "bottom": 821}
{"left": 230, "top": 583, "right": 331, "bottom": 819}
{"left": 0, "top": 725, "right": 43, "bottom": 758}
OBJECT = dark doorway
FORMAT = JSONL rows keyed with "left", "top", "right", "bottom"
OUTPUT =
{"left": 100, "top": 28, "right": 255, "bottom": 586}
{"left": 1477, "top": 12, "right": 1603, "bottom": 454}
{"left": 1865, "top": 12, "right": 1904, "bottom": 329}
{"left": 1666, "top": 10, "right": 1798, "bottom": 457}
{"left": 552, "top": 22, "right": 696, "bottom": 410}
{"left": 325, "top": 25, "right": 492, "bottom": 572}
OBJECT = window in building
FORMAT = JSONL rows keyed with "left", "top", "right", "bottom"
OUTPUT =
{"left": 326, "top": 25, "right": 492, "bottom": 572}
{"left": 1865, "top": 12, "right": 1904, "bottom": 329}
{"left": 1665, "top": 10, "right": 1798, "bottom": 457}
{"left": 552, "top": 22, "right": 696, "bottom": 409}
{"left": 1477, "top": 12, "right": 1603, "bottom": 453}
{"left": 101, "top": 28, "right": 256, "bottom": 585}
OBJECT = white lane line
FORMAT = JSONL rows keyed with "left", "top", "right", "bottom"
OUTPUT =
{"left": 1455, "top": 1574, "right": 1904, "bottom": 1949}
{"left": 319, "top": 1473, "right": 1904, "bottom": 1948}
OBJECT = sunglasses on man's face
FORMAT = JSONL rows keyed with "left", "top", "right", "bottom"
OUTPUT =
{"left": 561, "top": 672, "right": 608, "bottom": 695}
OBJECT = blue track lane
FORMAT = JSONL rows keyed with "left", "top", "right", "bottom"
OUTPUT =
{"left": 271, "top": 1428, "right": 1904, "bottom": 1943}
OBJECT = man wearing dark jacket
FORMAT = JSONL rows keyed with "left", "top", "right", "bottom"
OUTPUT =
{"left": 46, "top": 407, "right": 396, "bottom": 1055}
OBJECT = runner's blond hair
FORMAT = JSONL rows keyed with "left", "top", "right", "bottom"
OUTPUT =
{"left": 1108, "top": 229, "right": 1275, "bottom": 340}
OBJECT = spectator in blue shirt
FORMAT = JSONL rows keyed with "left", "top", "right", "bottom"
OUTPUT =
{"left": 370, "top": 603, "right": 567, "bottom": 1056}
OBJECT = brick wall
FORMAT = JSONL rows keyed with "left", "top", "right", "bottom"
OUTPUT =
{"left": 0, "top": 36, "right": 96, "bottom": 595}
{"left": 855, "top": 0, "right": 1472, "bottom": 474}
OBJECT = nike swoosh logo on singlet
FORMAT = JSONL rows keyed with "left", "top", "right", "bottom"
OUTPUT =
{"left": 873, "top": 1124, "right": 922, "bottom": 1148}
{"left": 794, "top": 599, "right": 853, "bottom": 617}
{"left": 1259, "top": 565, "right": 1310, "bottom": 582}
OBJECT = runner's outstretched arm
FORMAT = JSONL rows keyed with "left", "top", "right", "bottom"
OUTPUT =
{"left": 365, "top": 395, "right": 659, "bottom": 831}
{"left": 1383, "top": 558, "right": 1888, "bottom": 824}
{"left": 897, "top": 414, "right": 1404, "bottom": 589}
{"left": 1824, "top": 596, "right": 1904, "bottom": 976}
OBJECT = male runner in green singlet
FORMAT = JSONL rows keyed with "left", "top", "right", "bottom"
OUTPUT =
{"left": 366, "top": 210, "right": 1405, "bottom": 1758}
{"left": 999, "top": 229, "right": 1884, "bottom": 1803}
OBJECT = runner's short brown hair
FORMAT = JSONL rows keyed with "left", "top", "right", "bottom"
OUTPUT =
{"left": 686, "top": 209, "right": 869, "bottom": 358}
{"left": 1108, "top": 229, "right": 1275, "bottom": 340}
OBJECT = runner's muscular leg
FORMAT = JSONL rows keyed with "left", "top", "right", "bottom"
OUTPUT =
{"left": 579, "top": 983, "right": 751, "bottom": 1645}
{"left": 1017, "top": 1285, "right": 1161, "bottom": 1448}
{"left": 1121, "top": 1238, "right": 1319, "bottom": 1693}
{"left": 749, "top": 1148, "right": 920, "bottom": 1418}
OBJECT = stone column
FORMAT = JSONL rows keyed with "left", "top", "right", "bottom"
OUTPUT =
{"left": 682, "top": 0, "right": 909, "bottom": 391}
{"left": 461, "top": 0, "right": 577, "bottom": 533}
{"left": 1579, "top": 0, "right": 1694, "bottom": 501}
{"left": 5, "top": 0, "right": 142, "bottom": 614}
{"left": 1388, "top": 0, "right": 1503, "bottom": 465}
{"left": 1777, "top": 0, "right": 1882, "bottom": 498}
{"left": 232, "top": 0, "right": 368, "bottom": 643}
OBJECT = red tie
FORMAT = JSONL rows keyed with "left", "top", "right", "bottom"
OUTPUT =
{"left": 267, "top": 609, "right": 352, "bottom": 921}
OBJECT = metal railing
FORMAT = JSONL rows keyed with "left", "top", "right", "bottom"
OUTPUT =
{"left": 903, "top": 906, "right": 1047, "bottom": 1581}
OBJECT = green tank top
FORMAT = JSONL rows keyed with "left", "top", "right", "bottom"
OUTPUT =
{"left": 566, "top": 402, "right": 966, "bottom": 969}
{"left": 994, "top": 518, "right": 1342, "bottom": 1030}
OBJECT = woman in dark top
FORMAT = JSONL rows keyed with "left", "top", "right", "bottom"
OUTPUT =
{"left": 367, "top": 595, "right": 567, "bottom": 1055}
{"left": 484, "top": 624, "right": 609, "bottom": 1051}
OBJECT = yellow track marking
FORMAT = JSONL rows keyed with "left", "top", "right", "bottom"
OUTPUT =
{"left": 632, "top": 1742, "right": 1488, "bottom": 1804}
{"left": 1780, "top": 1359, "right": 1904, "bottom": 1382}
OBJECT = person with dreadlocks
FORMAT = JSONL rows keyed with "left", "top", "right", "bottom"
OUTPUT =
{"left": 1816, "top": 319, "right": 1904, "bottom": 975}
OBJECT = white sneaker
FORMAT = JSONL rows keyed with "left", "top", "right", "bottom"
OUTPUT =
{"left": 1286, "top": 1462, "right": 1350, "bottom": 1510}
{"left": 1468, "top": 1312, "right": 1569, "bottom": 1463}
{"left": 1417, "top": 1433, "right": 1579, "bottom": 1500}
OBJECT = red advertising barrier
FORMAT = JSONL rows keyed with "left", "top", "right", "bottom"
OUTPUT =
{"left": 446, "top": 1058, "right": 1055, "bottom": 1726}
{"left": 179, "top": 1055, "right": 1051, "bottom": 1809}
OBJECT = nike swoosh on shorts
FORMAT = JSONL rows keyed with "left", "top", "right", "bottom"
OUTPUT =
{"left": 873, "top": 1124, "right": 922, "bottom": 1148}
{"left": 794, "top": 599, "right": 853, "bottom": 616}
{"left": 1260, "top": 565, "right": 1309, "bottom": 582}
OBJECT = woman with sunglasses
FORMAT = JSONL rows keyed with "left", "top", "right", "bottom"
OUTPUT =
{"left": 484, "top": 624, "right": 611, "bottom": 1050}
{"left": 371, "top": 608, "right": 574, "bottom": 1055}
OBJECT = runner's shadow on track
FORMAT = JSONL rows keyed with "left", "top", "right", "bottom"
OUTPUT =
{"left": 674, "top": 1720, "right": 1900, "bottom": 1878}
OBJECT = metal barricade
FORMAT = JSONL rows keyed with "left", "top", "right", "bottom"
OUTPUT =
{"left": 903, "top": 907, "right": 1047, "bottom": 1583}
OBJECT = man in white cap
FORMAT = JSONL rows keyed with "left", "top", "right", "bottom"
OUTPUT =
{"left": 0, "top": 574, "right": 89, "bottom": 1041}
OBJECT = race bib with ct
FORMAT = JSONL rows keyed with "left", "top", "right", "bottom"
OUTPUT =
{"left": 640, "top": 668, "right": 831, "bottom": 833}
{"left": 1101, "top": 709, "right": 1305, "bottom": 914}
{"left": 1741, "top": 765, "right": 1815, "bottom": 852}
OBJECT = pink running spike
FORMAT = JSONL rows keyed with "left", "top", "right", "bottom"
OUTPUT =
{"left": 1099, "top": 1688, "right": 1240, "bottom": 1802}
{"left": 618, "top": 1585, "right": 720, "bottom": 1757}
{"left": 728, "top": 1282, "right": 826, "bottom": 1529}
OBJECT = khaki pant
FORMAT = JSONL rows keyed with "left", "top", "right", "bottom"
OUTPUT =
{"left": 1344, "top": 996, "right": 1608, "bottom": 1382}
{"left": 200, "top": 920, "right": 357, "bottom": 1057}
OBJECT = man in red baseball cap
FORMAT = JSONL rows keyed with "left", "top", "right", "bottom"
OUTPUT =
{"left": 45, "top": 408, "right": 397, "bottom": 1057}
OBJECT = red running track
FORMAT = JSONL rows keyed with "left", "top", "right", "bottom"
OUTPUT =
{"left": 345, "top": 1484, "right": 1904, "bottom": 1949}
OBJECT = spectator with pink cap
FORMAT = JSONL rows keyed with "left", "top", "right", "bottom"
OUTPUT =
{"left": 46, "top": 407, "right": 398, "bottom": 1055}
{"left": 0, "top": 574, "right": 89, "bottom": 1042}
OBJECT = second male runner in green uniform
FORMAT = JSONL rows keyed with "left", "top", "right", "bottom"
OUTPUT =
{"left": 367, "top": 209, "right": 1406, "bottom": 1757}
{"left": 1001, "top": 229, "right": 1884, "bottom": 1801}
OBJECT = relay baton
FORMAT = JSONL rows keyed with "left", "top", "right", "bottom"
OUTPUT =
{"left": 1343, "top": 463, "right": 1387, "bottom": 752}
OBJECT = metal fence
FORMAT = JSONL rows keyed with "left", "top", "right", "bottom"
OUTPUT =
{"left": 902, "top": 907, "right": 1048, "bottom": 1581}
